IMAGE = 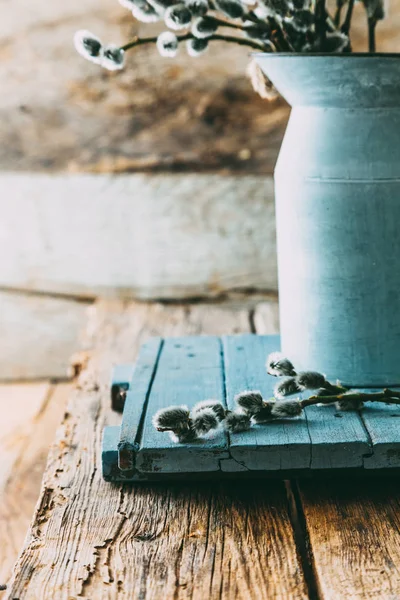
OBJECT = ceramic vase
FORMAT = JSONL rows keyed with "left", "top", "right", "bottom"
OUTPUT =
{"left": 255, "top": 54, "right": 400, "bottom": 386}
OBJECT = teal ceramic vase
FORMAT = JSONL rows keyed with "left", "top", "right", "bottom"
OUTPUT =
{"left": 255, "top": 54, "right": 400, "bottom": 386}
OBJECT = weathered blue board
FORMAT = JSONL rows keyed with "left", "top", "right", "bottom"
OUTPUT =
{"left": 102, "top": 335, "right": 400, "bottom": 481}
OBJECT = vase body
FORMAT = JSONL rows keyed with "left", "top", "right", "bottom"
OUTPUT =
{"left": 255, "top": 54, "right": 400, "bottom": 386}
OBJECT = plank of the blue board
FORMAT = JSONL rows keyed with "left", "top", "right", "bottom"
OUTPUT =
{"left": 102, "top": 426, "right": 120, "bottom": 481}
{"left": 361, "top": 389, "right": 400, "bottom": 468}
{"left": 111, "top": 363, "right": 135, "bottom": 411}
{"left": 136, "top": 336, "right": 229, "bottom": 473}
{"left": 304, "top": 402, "right": 371, "bottom": 469}
{"left": 222, "top": 334, "right": 311, "bottom": 471}
{"left": 118, "top": 338, "right": 163, "bottom": 470}
{"left": 103, "top": 426, "right": 150, "bottom": 482}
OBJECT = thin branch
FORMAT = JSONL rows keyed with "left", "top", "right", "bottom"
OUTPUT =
{"left": 210, "top": 32, "right": 268, "bottom": 49}
{"left": 334, "top": 3, "right": 343, "bottom": 27}
{"left": 301, "top": 388, "right": 400, "bottom": 408}
{"left": 368, "top": 16, "right": 377, "bottom": 52}
{"left": 341, "top": 0, "right": 355, "bottom": 34}
{"left": 121, "top": 31, "right": 268, "bottom": 53}
{"left": 122, "top": 34, "right": 171, "bottom": 51}
{"left": 315, "top": 0, "right": 327, "bottom": 47}
{"left": 246, "top": 11, "right": 293, "bottom": 51}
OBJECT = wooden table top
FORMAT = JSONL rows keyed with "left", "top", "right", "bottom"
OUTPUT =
{"left": 6, "top": 298, "right": 400, "bottom": 599}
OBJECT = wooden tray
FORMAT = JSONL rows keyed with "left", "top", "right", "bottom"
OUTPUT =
{"left": 102, "top": 334, "right": 400, "bottom": 481}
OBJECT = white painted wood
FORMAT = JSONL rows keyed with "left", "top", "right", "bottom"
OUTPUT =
{"left": 0, "top": 173, "right": 277, "bottom": 299}
{"left": 0, "top": 291, "right": 90, "bottom": 380}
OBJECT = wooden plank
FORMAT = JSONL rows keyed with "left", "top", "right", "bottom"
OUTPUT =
{"left": 6, "top": 300, "right": 308, "bottom": 600}
{"left": 0, "top": 383, "right": 50, "bottom": 497}
{"left": 137, "top": 337, "right": 229, "bottom": 473}
{"left": 252, "top": 308, "right": 371, "bottom": 470}
{"left": 361, "top": 395, "right": 400, "bottom": 468}
{"left": 305, "top": 403, "right": 371, "bottom": 469}
{"left": 118, "top": 337, "right": 162, "bottom": 469}
{"left": 0, "top": 383, "right": 70, "bottom": 591}
{"left": 110, "top": 363, "right": 136, "bottom": 411}
{"left": 223, "top": 334, "right": 311, "bottom": 471}
{"left": 297, "top": 478, "right": 400, "bottom": 599}
{"left": 0, "top": 174, "right": 277, "bottom": 299}
{"left": 0, "top": 290, "right": 90, "bottom": 380}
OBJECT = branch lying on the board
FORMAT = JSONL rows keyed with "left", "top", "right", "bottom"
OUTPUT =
{"left": 152, "top": 351, "right": 400, "bottom": 443}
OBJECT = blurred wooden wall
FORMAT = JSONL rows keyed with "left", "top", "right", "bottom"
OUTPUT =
{"left": 1, "top": 0, "right": 400, "bottom": 378}
{"left": 2, "top": 0, "right": 399, "bottom": 173}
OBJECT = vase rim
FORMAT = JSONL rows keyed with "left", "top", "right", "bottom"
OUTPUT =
{"left": 252, "top": 52, "right": 400, "bottom": 58}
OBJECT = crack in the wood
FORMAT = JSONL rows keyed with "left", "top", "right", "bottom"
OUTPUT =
{"left": 358, "top": 412, "right": 376, "bottom": 467}
{"left": 173, "top": 538, "right": 185, "bottom": 600}
{"left": 218, "top": 454, "right": 251, "bottom": 471}
{"left": 78, "top": 514, "right": 128, "bottom": 596}
{"left": 155, "top": 289, "right": 278, "bottom": 306}
{"left": 285, "top": 481, "right": 321, "bottom": 600}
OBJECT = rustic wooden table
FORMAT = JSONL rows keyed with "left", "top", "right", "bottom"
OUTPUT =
{"left": 5, "top": 298, "right": 400, "bottom": 600}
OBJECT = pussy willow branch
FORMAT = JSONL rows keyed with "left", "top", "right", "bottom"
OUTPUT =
{"left": 368, "top": 16, "right": 377, "bottom": 52}
{"left": 341, "top": 0, "right": 355, "bottom": 35}
{"left": 300, "top": 388, "right": 400, "bottom": 408}
{"left": 315, "top": 0, "right": 327, "bottom": 47}
{"left": 244, "top": 11, "right": 293, "bottom": 51}
{"left": 334, "top": 3, "right": 342, "bottom": 27}
{"left": 121, "top": 32, "right": 268, "bottom": 52}
{"left": 209, "top": 11, "right": 289, "bottom": 52}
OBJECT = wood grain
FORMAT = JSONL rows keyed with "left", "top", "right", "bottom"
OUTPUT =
{"left": 0, "top": 383, "right": 70, "bottom": 592}
{"left": 137, "top": 336, "right": 228, "bottom": 474}
{"left": 6, "top": 299, "right": 309, "bottom": 600}
{"left": 0, "top": 290, "right": 90, "bottom": 380}
{"left": 0, "top": 174, "right": 277, "bottom": 299}
{"left": 298, "top": 479, "right": 400, "bottom": 600}
{"left": 361, "top": 397, "right": 400, "bottom": 469}
{"left": 253, "top": 300, "right": 400, "bottom": 600}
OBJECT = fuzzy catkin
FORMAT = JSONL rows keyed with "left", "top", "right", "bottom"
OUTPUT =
{"left": 192, "top": 408, "right": 219, "bottom": 435}
{"left": 274, "top": 377, "right": 302, "bottom": 399}
{"left": 214, "top": 0, "right": 244, "bottom": 18}
{"left": 246, "top": 60, "right": 278, "bottom": 100}
{"left": 186, "top": 0, "right": 209, "bottom": 16}
{"left": 191, "top": 16, "right": 219, "bottom": 37}
{"left": 224, "top": 411, "right": 252, "bottom": 433}
{"left": 285, "top": 9, "right": 314, "bottom": 32}
{"left": 152, "top": 405, "right": 190, "bottom": 431}
{"left": 252, "top": 402, "right": 274, "bottom": 423}
{"left": 271, "top": 400, "right": 303, "bottom": 418}
{"left": 235, "top": 390, "right": 264, "bottom": 415}
{"left": 187, "top": 37, "right": 209, "bottom": 55}
{"left": 296, "top": 371, "right": 326, "bottom": 391}
{"left": 191, "top": 399, "right": 226, "bottom": 420}
{"left": 131, "top": 0, "right": 162, "bottom": 22}
{"left": 266, "top": 352, "right": 296, "bottom": 377}
{"left": 148, "top": 0, "right": 177, "bottom": 9}
{"left": 170, "top": 426, "right": 199, "bottom": 443}
{"left": 74, "top": 30, "right": 103, "bottom": 64}
{"left": 101, "top": 45, "right": 125, "bottom": 70}
{"left": 362, "top": 0, "right": 385, "bottom": 20}
{"left": 165, "top": 3, "right": 192, "bottom": 29}
{"left": 157, "top": 31, "right": 179, "bottom": 56}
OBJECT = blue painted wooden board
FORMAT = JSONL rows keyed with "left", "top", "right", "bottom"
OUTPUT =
{"left": 360, "top": 393, "right": 400, "bottom": 469}
{"left": 102, "top": 335, "right": 400, "bottom": 482}
{"left": 223, "top": 335, "right": 311, "bottom": 471}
